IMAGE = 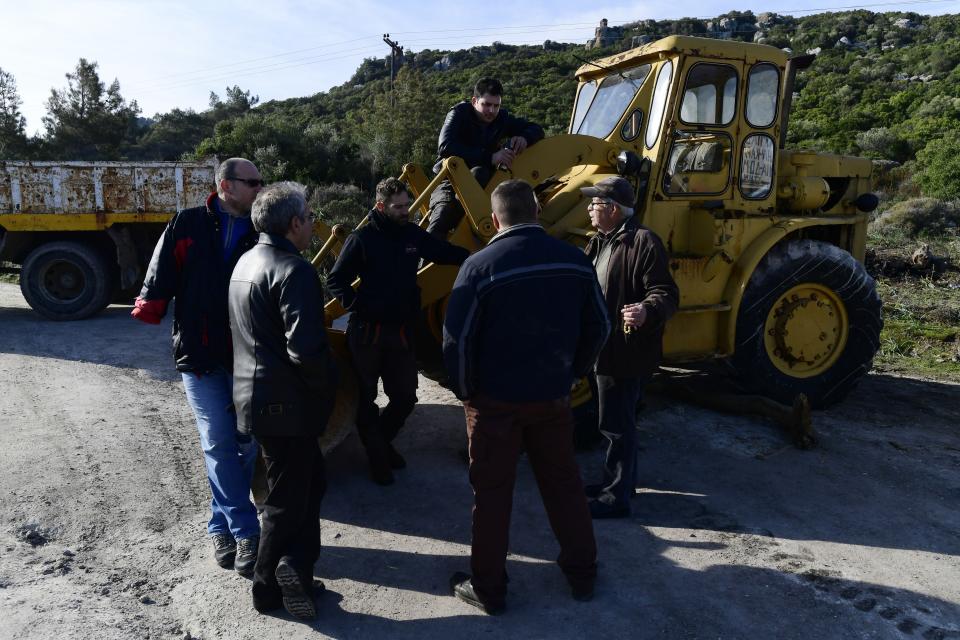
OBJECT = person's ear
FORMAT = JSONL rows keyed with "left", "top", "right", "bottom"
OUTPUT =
{"left": 375, "top": 201, "right": 385, "bottom": 212}
{"left": 491, "top": 211, "right": 502, "bottom": 231}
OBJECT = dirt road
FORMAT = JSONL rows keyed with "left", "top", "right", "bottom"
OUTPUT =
{"left": 0, "top": 282, "right": 958, "bottom": 639}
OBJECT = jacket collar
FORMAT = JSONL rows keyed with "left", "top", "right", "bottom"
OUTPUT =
{"left": 258, "top": 232, "right": 300, "bottom": 254}
{"left": 489, "top": 222, "right": 544, "bottom": 244}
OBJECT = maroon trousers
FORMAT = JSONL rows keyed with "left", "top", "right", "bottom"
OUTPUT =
{"left": 463, "top": 394, "right": 597, "bottom": 605}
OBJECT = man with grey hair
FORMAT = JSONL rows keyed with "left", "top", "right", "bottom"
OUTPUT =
{"left": 580, "top": 176, "right": 678, "bottom": 519}
{"left": 229, "top": 181, "right": 337, "bottom": 620}
{"left": 133, "top": 157, "right": 264, "bottom": 574}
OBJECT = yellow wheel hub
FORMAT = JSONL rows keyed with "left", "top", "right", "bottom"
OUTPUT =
{"left": 763, "top": 283, "right": 848, "bottom": 378}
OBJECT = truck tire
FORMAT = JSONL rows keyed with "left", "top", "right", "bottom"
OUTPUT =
{"left": 19, "top": 241, "right": 113, "bottom": 321}
{"left": 732, "top": 239, "right": 882, "bottom": 408}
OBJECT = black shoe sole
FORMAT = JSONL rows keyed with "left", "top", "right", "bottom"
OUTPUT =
{"left": 276, "top": 560, "right": 316, "bottom": 620}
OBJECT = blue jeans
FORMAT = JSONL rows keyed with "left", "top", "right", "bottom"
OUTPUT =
{"left": 181, "top": 369, "right": 260, "bottom": 540}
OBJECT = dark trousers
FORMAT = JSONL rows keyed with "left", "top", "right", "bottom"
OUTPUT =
{"left": 347, "top": 320, "right": 418, "bottom": 458}
{"left": 251, "top": 434, "right": 326, "bottom": 611}
{"left": 594, "top": 375, "right": 643, "bottom": 507}
{"left": 464, "top": 394, "right": 597, "bottom": 605}
{"left": 426, "top": 167, "right": 492, "bottom": 239}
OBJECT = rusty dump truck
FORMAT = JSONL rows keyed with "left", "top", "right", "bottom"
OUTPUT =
{"left": 0, "top": 159, "right": 218, "bottom": 321}
{"left": 315, "top": 35, "right": 882, "bottom": 447}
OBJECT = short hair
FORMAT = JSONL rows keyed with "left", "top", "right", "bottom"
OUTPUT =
{"left": 375, "top": 177, "right": 410, "bottom": 204}
{"left": 216, "top": 157, "right": 254, "bottom": 194}
{"left": 473, "top": 77, "right": 503, "bottom": 98}
{"left": 490, "top": 180, "right": 538, "bottom": 227}
{"left": 251, "top": 182, "right": 308, "bottom": 235}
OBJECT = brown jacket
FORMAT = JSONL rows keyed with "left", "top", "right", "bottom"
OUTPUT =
{"left": 585, "top": 216, "right": 679, "bottom": 379}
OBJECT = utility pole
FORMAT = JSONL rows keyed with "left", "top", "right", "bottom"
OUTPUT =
{"left": 383, "top": 34, "right": 403, "bottom": 107}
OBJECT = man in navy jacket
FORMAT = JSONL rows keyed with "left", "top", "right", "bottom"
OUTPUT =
{"left": 443, "top": 180, "right": 610, "bottom": 614}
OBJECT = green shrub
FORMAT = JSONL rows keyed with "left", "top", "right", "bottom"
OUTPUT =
{"left": 870, "top": 197, "right": 960, "bottom": 237}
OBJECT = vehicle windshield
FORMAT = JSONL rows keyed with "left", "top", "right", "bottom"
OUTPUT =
{"left": 571, "top": 64, "right": 652, "bottom": 139}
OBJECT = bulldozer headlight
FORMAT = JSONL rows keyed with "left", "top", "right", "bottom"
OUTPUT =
{"left": 617, "top": 150, "right": 644, "bottom": 177}
{"left": 853, "top": 193, "right": 879, "bottom": 213}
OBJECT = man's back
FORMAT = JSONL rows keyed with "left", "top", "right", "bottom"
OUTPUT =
{"left": 443, "top": 224, "right": 609, "bottom": 403}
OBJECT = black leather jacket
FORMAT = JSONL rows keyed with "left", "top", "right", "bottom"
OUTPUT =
{"left": 433, "top": 101, "right": 545, "bottom": 174}
{"left": 229, "top": 233, "right": 338, "bottom": 438}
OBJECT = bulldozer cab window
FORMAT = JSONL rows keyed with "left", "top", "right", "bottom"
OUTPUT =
{"left": 645, "top": 60, "right": 673, "bottom": 149}
{"left": 662, "top": 132, "right": 732, "bottom": 195}
{"left": 746, "top": 63, "right": 780, "bottom": 128}
{"left": 740, "top": 134, "right": 775, "bottom": 198}
{"left": 621, "top": 109, "right": 643, "bottom": 142}
{"left": 679, "top": 64, "right": 738, "bottom": 126}
{"left": 572, "top": 64, "right": 652, "bottom": 139}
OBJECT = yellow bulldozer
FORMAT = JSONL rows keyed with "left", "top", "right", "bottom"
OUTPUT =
{"left": 313, "top": 35, "right": 882, "bottom": 450}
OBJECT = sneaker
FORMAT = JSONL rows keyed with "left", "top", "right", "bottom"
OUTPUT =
{"left": 212, "top": 534, "right": 236, "bottom": 569}
{"left": 235, "top": 536, "right": 259, "bottom": 577}
{"left": 276, "top": 557, "right": 316, "bottom": 620}
{"left": 449, "top": 572, "right": 505, "bottom": 615}
{"left": 386, "top": 444, "right": 406, "bottom": 470}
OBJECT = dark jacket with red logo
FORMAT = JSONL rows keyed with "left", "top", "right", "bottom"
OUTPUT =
{"left": 327, "top": 208, "right": 469, "bottom": 325}
{"left": 132, "top": 193, "right": 259, "bottom": 373}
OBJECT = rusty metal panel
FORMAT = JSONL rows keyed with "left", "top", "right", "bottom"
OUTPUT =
{"left": 0, "top": 160, "right": 217, "bottom": 216}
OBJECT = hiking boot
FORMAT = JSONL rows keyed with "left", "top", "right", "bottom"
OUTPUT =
{"left": 276, "top": 556, "right": 316, "bottom": 620}
{"left": 235, "top": 536, "right": 259, "bottom": 577}
{"left": 386, "top": 444, "right": 406, "bottom": 470}
{"left": 449, "top": 572, "right": 505, "bottom": 615}
{"left": 212, "top": 534, "right": 236, "bottom": 569}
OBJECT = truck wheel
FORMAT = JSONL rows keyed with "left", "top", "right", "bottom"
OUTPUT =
{"left": 19, "top": 241, "right": 113, "bottom": 321}
{"left": 732, "top": 239, "right": 882, "bottom": 408}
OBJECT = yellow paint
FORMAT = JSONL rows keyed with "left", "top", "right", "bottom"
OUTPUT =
{"left": 0, "top": 213, "right": 171, "bottom": 231}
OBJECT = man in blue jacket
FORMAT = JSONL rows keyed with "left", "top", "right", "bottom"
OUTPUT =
{"left": 133, "top": 158, "right": 264, "bottom": 576}
{"left": 443, "top": 179, "right": 610, "bottom": 614}
{"left": 327, "top": 178, "right": 469, "bottom": 485}
{"left": 426, "top": 77, "right": 544, "bottom": 238}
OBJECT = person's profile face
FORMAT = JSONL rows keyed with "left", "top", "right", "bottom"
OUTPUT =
{"left": 471, "top": 93, "right": 501, "bottom": 124}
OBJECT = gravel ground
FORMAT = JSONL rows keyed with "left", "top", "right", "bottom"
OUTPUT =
{"left": 0, "top": 281, "right": 958, "bottom": 640}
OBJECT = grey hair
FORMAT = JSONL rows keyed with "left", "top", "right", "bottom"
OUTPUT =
{"left": 216, "top": 158, "right": 254, "bottom": 194}
{"left": 251, "top": 182, "right": 308, "bottom": 235}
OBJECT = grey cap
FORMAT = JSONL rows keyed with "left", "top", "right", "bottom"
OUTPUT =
{"left": 580, "top": 176, "right": 635, "bottom": 209}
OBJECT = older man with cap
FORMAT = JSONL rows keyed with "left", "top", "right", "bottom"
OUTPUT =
{"left": 581, "top": 176, "right": 679, "bottom": 519}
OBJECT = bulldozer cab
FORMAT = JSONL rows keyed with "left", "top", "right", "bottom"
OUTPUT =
{"left": 571, "top": 36, "right": 788, "bottom": 225}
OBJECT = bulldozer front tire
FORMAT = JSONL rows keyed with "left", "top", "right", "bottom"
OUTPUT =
{"left": 732, "top": 239, "right": 882, "bottom": 408}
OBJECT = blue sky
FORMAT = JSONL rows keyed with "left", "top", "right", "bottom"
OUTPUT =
{"left": 3, "top": 0, "right": 960, "bottom": 135}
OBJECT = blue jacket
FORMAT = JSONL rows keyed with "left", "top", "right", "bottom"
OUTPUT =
{"left": 443, "top": 224, "right": 611, "bottom": 402}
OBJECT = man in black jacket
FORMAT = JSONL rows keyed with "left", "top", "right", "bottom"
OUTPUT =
{"left": 443, "top": 180, "right": 610, "bottom": 614}
{"left": 229, "top": 182, "right": 337, "bottom": 620}
{"left": 133, "top": 157, "right": 263, "bottom": 575}
{"left": 426, "top": 77, "right": 544, "bottom": 238}
{"left": 327, "top": 178, "right": 469, "bottom": 485}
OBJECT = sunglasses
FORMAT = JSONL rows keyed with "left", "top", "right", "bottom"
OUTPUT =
{"left": 227, "top": 177, "right": 266, "bottom": 188}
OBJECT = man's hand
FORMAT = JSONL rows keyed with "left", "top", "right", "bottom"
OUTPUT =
{"left": 622, "top": 302, "right": 648, "bottom": 329}
{"left": 492, "top": 147, "right": 517, "bottom": 169}
{"left": 509, "top": 136, "right": 528, "bottom": 154}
